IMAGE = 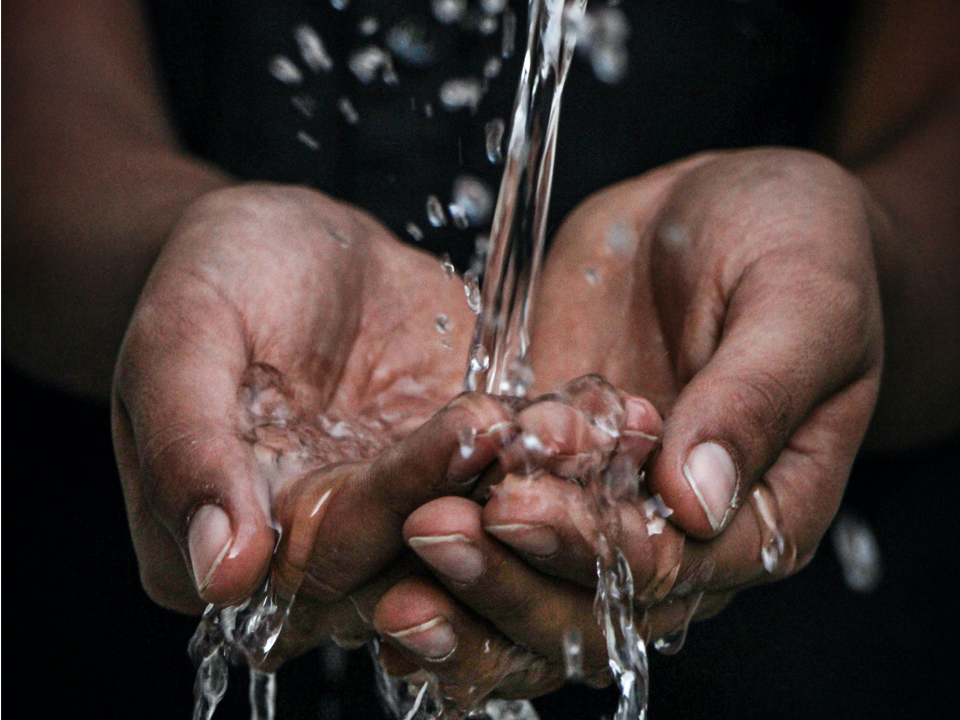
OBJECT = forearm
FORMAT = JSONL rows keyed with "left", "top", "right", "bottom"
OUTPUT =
{"left": 857, "top": 91, "right": 960, "bottom": 452}
{"left": 2, "top": 0, "right": 231, "bottom": 398}
{"left": 828, "top": 0, "right": 960, "bottom": 452}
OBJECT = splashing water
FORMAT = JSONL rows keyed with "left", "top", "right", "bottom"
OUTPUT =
{"left": 188, "top": 579, "right": 292, "bottom": 720}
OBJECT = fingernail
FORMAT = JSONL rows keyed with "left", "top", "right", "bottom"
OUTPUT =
{"left": 188, "top": 505, "right": 233, "bottom": 593}
{"left": 485, "top": 524, "right": 559, "bottom": 558}
{"left": 683, "top": 442, "right": 738, "bottom": 531}
{"left": 408, "top": 534, "right": 484, "bottom": 583}
{"left": 387, "top": 617, "right": 458, "bottom": 660}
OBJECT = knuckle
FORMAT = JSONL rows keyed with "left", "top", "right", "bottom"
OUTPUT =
{"left": 731, "top": 370, "right": 793, "bottom": 464}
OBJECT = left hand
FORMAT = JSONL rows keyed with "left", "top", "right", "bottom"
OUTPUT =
{"left": 371, "top": 148, "right": 886, "bottom": 701}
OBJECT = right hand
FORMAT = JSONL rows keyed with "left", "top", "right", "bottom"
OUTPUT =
{"left": 111, "top": 184, "right": 514, "bottom": 662}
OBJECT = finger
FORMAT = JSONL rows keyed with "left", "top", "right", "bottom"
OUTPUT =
{"left": 482, "top": 474, "right": 686, "bottom": 604}
{"left": 648, "top": 249, "right": 880, "bottom": 538}
{"left": 115, "top": 292, "right": 277, "bottom": 609}
{"left": 373, "top": 576, "right": 563, "bottom": 705}
{"left": 271, "top": 394, "right": 516, "bottom": 603}
{"left": 402, "top": 497, "right": 611, "bottom": 680}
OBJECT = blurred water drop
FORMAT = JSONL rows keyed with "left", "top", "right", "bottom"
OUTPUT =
{"left": 584, "top": 266, "right": 599, "bottom": 285}
{"left": 451, "top": 175, "right": 495, "bottom": 227}
{"left": 440, "top": 253, "right": 456, "bottom": 278}
{"left": 268, "top": 55, "right": 303, "bottom": 84}
{"left": 440, "top": 78, "right": 485, "bottom": 113}
{"left": 642, "top": 494, "right": 673, "bottom": 536}
{"left": 464, "top": 271, "right": 482, "bottom": 313}
{"left": 484, "top": 56, "right": 503, "bottom": 79}
{"left": 478, "top": 15, "right": 500, "bottom": 35}
{"left": 386, "top": 20, "right": 436, "bottom": 67}
{"left": 458, "top": 425, "right": 477, "bottom": 458}
{"left": 432, "top": 0, "right": 467, "bottom": 25}
{"left": 572, "top": 6, "right": 630, "bottom": 84}
{"left": 358, "top": 17, "right": 380, "bottom": 36}
{"left": 831, "top": 512, "right": 882, "bottom": 593}
{"left": 291, "top": 94, "right": 317, "bottom": 118}
{"left": 406, "top": 222, "right": 424, "bottom": 242}
{"left": 297, "top": 130, "right": 320, "bottom": 150}
{"left": 481, "top": 0, "right": 508, "bottom": 15}
{"left": 501, "top": 9, "right": 517, "bottom": 57}
{"left": 294, "top": 25, "right": 334, "bottom": 73}
{"left": 485, "top": 118, "right": 506, "bottom": 163}
{"left": 348, "top": 46, "right": 395, "bottom": 84}
{"left": 330, "top": 0, "right": 349, "bottom": 10}
{"left": 426, "top": 195, "right": 447, "bottom": 227}
{"left": 424, "top": 102, "right": 434, "bottom": 118}
{"left": 562, "top": 627, "right": 584, "bottom": 680}
{"left": 338, "top": 97, "right": 360, "bottom": 124}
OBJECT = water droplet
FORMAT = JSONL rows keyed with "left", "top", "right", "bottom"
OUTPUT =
{"left": 485, "top": 118, "right": 505, "bottom": 163}
{"left": 426, "top": 195, "right": 447, "bottom": 226}
{"left": 478, "top": 15, "right": 500, "bottom": 35}
{"left": 338, "top": 97, "right": 360, "bottom": 124}
{"left": 448, "top": 203, "right": 470, "bottom": 229}
{"left": 291, "top": 94, "right": 317, "bottom": 118}
{"left": 358, "top": 16, "right": 380, "bottom": 37}
{"left": 458, "top": 425, "right": 477, "bottom": 458}
{"left": 751, "top": 487, "right": 787, "bottom": 573}
{"left": 330, "top": 0, "right": 349, "bottom": 10}
{"left": 348, "top": 46, "right": 394, "bottom": 84}
{"left": 642, "top": 494, "right": 674, "bottom": 536}
{"left": 439, "top": 78, "right": 484, "bottom": 113}
{"left": 484, "top": 56, "right": 503, "bottom": 79}
{"left": 406, "top": 222, "right": 424, "bottom": 242}
{"left": 294, "top": 25, "right": 334, "bottom": 73}
{"left": 440, "top": 253, "right": 456, "bottom": 278}
{"left": 297, "top": 130, "right": 320, "bottom": 150}
{"left": 463, "top": 271, "right": 482, "bottom": 313}
{"left": 605, "top": 221, "right": 635, "bottom": 254}
{"left": 469, "top": 344, "right": 490, "bottom": 373}
{"left": 562, "top": 627, "right": 584, "bottom": 680}
{"left": 653, "top": 591, "right": 702, "bottom": 656}
{"left": 521, "top": 433, "right": 545, "bottom": 453}
{"left": 450, "top": 175, "right": 494, "bottom": 228}
{"left": 268, "top": 55, "right": 303, "bottom": 84}
{"left": 481, "top": 0, "right": 508, "bottom": 15}
{"left": 584, "top": 266, "right": 599, "bottom": 285}
{"left": 659, "top": 223, "right": 689, "bottom": 249}
{"left": 831, "top": 512, "right": 882, "bottom": 593}
{"left": 424, "top": 102, "right": 434, "bottom": 118}
{"left": 501, "top": 9, "right": 517, "bottom": 57}
{"left": 431, "top": 0, "right": 467, "bottom": 25}
{"left": 434, "top": 313, "right": 452, "bottom": 334}
{"left": 574, "top": 7, "right": 631, "bottom": 84}
{"left": 386, "top": 20, "right": 436, "bottom": 67}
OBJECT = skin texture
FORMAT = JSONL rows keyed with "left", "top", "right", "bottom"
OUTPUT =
{"left": 3, "top": 0, "right": 959, "bottom": 710}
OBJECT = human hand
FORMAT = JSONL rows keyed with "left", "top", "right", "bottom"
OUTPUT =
{"left": 111, "top": 184, "right": 514, "bottom": 663}
{"left": 372, "top": 148, "right": 885, "bottom": 698}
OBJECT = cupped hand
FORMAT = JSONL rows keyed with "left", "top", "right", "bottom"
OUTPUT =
{"left": 372, "top": 148, "right": 886, "bottom": 699}
{"left": 112, "top": 183, "right": 514, "bottom": 662}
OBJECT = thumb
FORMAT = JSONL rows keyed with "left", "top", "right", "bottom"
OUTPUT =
{"left": 648, "top": 257, "right": 879, "bottom": 539}
{"left": 116, "top": 293, "right": 276, "bottom": 610}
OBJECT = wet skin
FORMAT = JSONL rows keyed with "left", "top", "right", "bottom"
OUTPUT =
{"left": 113, "top": 148, "right": 884, "bottom": 704}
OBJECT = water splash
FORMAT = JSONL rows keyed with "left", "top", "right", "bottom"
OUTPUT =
{"left": 188, "top": 579, "right": 292, "bottom": 720}
{"left": 427, "top": 196, "right": 448, "bottom": 227}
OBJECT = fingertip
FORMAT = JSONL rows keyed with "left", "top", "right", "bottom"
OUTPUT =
{"left": 188, "top": 503, "right": 276, "bottom": 605}
{"left": 649, "top": 438, "right": 739, "bottom": 539}
{"left": 403, "top": 496, "right": 482, "bottom": 543}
